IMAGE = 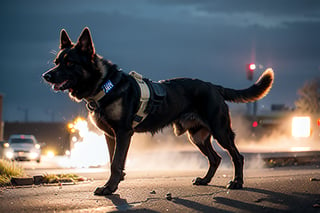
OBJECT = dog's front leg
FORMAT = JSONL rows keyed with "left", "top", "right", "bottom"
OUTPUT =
{"left": 94, "top": 130, "right": 133, "bottom": 196}
{"left": 105, "top": 133, "right": 126, "bottom": 181}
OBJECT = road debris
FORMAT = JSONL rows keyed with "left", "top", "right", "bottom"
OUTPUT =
{"left": 166, "top": 193, "right": 172, "bottom": 201}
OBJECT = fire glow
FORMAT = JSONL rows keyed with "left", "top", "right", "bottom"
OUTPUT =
{"left": 59, "top": 118, "right": 108, "bottom": 168}
{"left": 59, "top": 117, "right": 205, "bottom": 170}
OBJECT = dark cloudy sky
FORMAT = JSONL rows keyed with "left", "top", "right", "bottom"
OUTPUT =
{"left": 1, "top": 0, "right": 319, "bottom": 122}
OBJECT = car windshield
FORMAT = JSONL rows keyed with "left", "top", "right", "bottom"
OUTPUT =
{"left": 10, "top": 138, "right": 34, "bottom": 144}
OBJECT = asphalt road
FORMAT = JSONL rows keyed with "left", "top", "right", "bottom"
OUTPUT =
{"left": 1, "top": 164, "right": 320, "bottom": 212}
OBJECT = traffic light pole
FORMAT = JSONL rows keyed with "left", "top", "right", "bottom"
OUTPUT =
{"left": 246, "top": 63, "right": 257, "bottom": 117}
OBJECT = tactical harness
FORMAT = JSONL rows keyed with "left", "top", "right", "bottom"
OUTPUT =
{"left": 85, "top": 71, "right": 166, "bottom": 129}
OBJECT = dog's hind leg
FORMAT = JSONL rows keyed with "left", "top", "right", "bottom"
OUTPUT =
{"left": 213, "top": 127, "right": 244, "bottom": 189}
{"left": 188, "top": 128, "right": 221, "bottom": 186}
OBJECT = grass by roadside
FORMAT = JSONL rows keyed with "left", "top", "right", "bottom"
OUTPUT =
{"left": 43, "top": 173, "right": 86, "bottom": 184}
{"left": 0, "top": 159, "right": 87, "bottom": 186}
{"left": 0, "top": 159, "right": 25, "bottom": 185}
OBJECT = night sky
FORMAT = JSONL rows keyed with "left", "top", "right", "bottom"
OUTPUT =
{"left": 1, "top": 0, "right": 319, "bottom": 122}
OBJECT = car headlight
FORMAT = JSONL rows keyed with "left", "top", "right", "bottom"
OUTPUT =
{"left": 35, "top": 144, "right": 41, "bottom": 149}
{"left": 5, "top": 151, "right": 14, "bottom": 159}
{"left": 30, "top": 152, "right": 39, "bottom": 159}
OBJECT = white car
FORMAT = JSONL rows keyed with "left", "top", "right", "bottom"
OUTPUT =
{"left": 4, "top": 134, "right": 41, "bottom": 163}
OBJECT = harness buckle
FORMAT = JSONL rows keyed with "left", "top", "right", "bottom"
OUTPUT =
{"left": 87, "top": 100, "right": 98, "bottom": 111}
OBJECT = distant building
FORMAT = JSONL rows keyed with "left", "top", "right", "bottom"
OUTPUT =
{"left": 271, "top": 104, "right": 291, "bottom": 111}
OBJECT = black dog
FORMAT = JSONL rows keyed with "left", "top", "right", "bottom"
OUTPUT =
{"left": 43, "top": 27, "right": 274, "bottom": 195}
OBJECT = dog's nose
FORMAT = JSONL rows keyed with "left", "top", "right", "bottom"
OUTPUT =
{"left": 43, "top": 72, "right": 53, "bottom": 82}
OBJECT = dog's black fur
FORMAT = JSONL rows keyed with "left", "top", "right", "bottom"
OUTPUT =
{"left": 43, "top": 28, "right": 274, "bottom": 195}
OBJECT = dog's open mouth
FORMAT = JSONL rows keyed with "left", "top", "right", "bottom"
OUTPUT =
{"left": 53, "top": 80, "right": 70, "bottom": 91}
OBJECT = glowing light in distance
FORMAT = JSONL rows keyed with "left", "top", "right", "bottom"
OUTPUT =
{"left": 71, "top": 136, "right": 78, "bottom": 142}
{"left": 291, "top": 116, "right": 311, "bottom": 138}
{"left": 290, "top": 147, "right": 311, "bottom": 152}
{"left": 249, "top": 63, "right": 256, "bottom": 70}
{"left": 47, "top": 150, "right": 55, "bottom": 158}
{"left": 67, "top": 123, "right": 74, "bottom": 129}
{"left": 59, "top": 117, "right": 108, "bottom": 168}
{"left": 5, "top": 151, "right": 14, "bottom": 159}
{"left": 30, "top": 152, "right": 39, "bottom": 159}
{"left": 252, "top": 121, "right": 258, "bottom": 128}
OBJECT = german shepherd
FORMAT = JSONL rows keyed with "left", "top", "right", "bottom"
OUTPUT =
{"left": 43, "top": 27, "right": 274, "bottom": 195}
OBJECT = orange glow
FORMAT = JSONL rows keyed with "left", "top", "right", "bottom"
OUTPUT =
{"left": 67, "top": 123, "right": 74, "bottom": 129}
{"left": 47, "top": 150, "right": 55, "bottom": 158}
{"left": 59, "top": 118, "right": 108, "bottom": 168}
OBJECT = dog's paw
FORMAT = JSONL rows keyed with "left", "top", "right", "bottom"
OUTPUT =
{"left": 94, "top": 185, "right": 117, "bottom": 196}
{"left": 226, "top": 180, "right": 243, "bottom": 189}
{"left": 192, "top": 177, "right": 209, "bottom": 186}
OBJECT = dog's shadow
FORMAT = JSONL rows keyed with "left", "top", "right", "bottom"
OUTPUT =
{"left": 104, "top": 194, "right": 158, "bottom": 212}
{"left": 105, "top": 194, "right": 131, "bottom": 211}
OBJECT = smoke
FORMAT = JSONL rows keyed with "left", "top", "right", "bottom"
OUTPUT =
{"left": 127, "top": 128, "right": 207, "bottom": 171}
{"left": 58, "top": 112, "right": 319, "bottom": 171}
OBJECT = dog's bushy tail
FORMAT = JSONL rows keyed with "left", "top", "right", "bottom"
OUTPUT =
{"left": 217, "top": 68, "right": 274, "bottom": 103}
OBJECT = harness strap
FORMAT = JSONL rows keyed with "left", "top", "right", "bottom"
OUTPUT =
{"left": 84, "top": 70, "right": 151, "bottom": 129}
{"left": 85, "top": 80, "right": 115, "bottom": 111}
{"left": 130, "top": 71, "right": 151, "bottom": 128}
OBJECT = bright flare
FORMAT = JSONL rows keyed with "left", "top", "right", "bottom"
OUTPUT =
{"left": 291, "top": 116, "right": 311, "bottom": 138}
{"left": 47, "top": 150, "right": 55, "bottom": 158}
{"left": 60, "top": 117, "right": 108, "bottom": 168}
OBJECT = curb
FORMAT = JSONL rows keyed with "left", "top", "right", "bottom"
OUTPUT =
{"left": 10, "top": 175, "right": 88, "bottom": 186}
{"left": 11, "top": 175, "right": 44, "bottom": 186}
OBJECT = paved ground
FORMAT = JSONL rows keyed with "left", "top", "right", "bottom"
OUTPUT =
{"left": 1, "top": 166, "right": 320, "bottom": 212}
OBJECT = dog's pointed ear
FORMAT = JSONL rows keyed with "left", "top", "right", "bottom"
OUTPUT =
{"left": 60, "top": 29, "right": 72, "bottom": 49}
{"left": 76, "top": 27, "right": 95, "bottom": 56}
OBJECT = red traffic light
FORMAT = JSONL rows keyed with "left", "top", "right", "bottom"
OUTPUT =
{"left": 252, "top": 121, "right": 258, "bottom": 128}
{"left": 249, "top": 63, "right": 256, "bottom": 71}
{"left": 246, "top": 63, "right": 256, "bottom": 81}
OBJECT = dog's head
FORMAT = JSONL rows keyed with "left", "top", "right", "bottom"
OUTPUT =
{"left": 43, "top": 28, "right": 106, "bottom": 101}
